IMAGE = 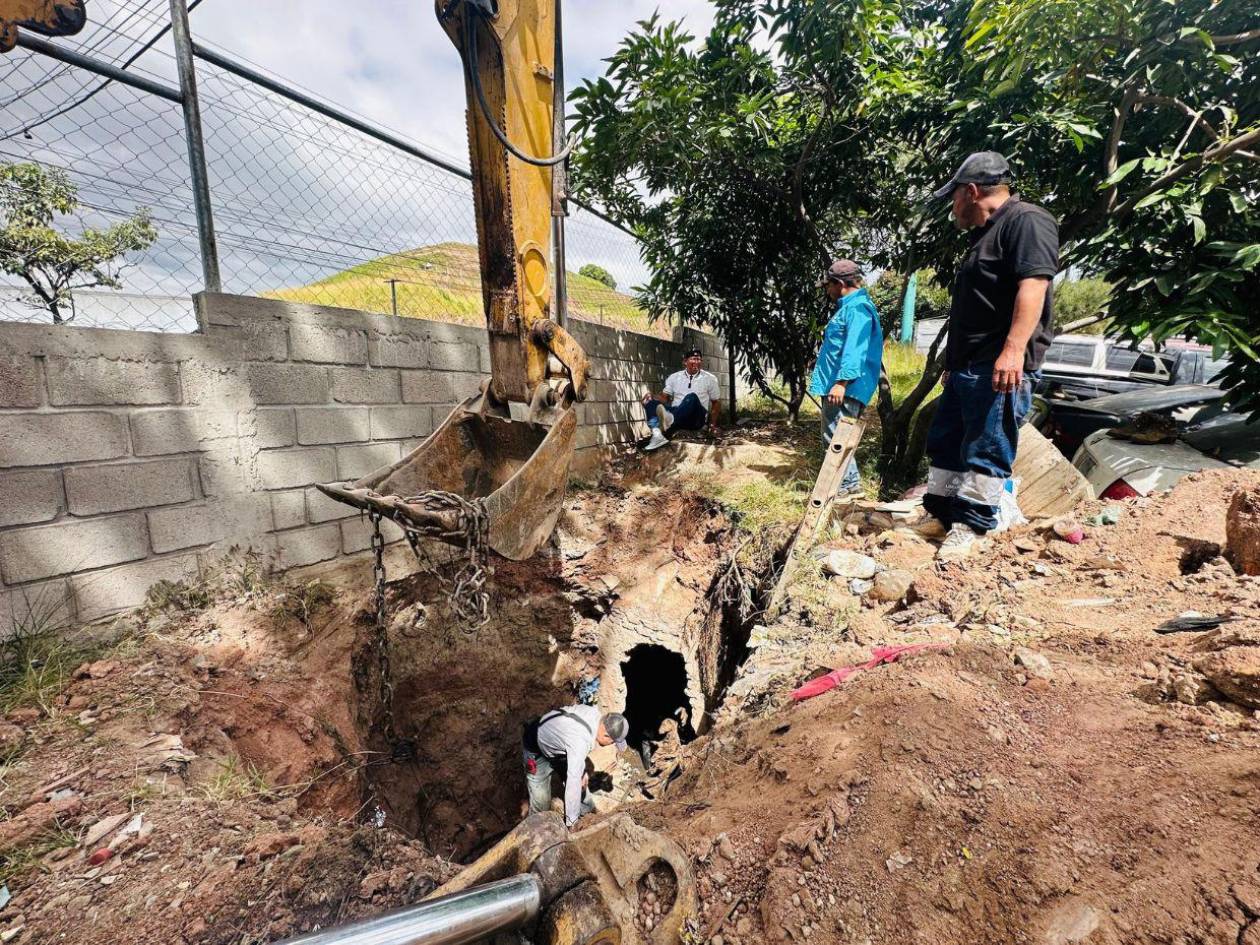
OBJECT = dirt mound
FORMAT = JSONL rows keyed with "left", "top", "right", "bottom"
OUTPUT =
{"left": 633, "top": 468, "right": 1260, "bottom": 945}
{"left": 1227, "top": 485, "right": 1260, "bottom": 575}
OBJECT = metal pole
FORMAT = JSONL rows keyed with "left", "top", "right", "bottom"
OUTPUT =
{"left": 271, "top": 874, "right": 542, "bottom": 945}
{"left": 168, "top": 0, "right": 221, "bottom": 293}
{"left": 550, "top": 0, "right": 569, "bottom": 329}
{"left": 728, "top": 346, "right": 737, "bottom": 426}
{"left": 389, "top": 279, "right": 399, "bottom": 316}
{"left": 14, "top": 34, "right": 182, "bottom": 102}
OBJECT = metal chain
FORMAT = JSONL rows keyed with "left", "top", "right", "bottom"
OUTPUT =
{"left": 368, "top": 512, "right": 413, "bottom": 762}
{"left": 398, "top": 490, "right": 491, "bottom": 631}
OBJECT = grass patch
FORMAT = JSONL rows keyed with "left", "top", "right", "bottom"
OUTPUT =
{"left": 270, "top": 580, "right": 337, "bottom": 630}
{"left": 0, "top": 591, "right": 100, "bottom": 716}
{"left": 674, "top": 470, "right": 815, "bottom": 534}
{"left": 145, "top": 578, "right": 212, "bottom": 614}
{"left": 884, "top": 342, "right": 927, "bottom": 403}
{"left": 198, "top": 755, "right": 272, "bottom": 804}
{"left": 788, "top": 555, "right": 858, "bottom": 628}
{"left": 0, "top": 827, "right": 76, "bottom": 886}
{"left": 263, "top": 241, "right": 669, "bottom": 339}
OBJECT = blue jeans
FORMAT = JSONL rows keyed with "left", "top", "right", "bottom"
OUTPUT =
{"left": 822, "top": 396, "right": 865, "bottom": 493}
{"left": 645, "top": 392, "right": 707, "bottom": 432}
{"left": 523, "top": 748, "right": 593, "bottom": 819}
{"left": 924, "top": 362, "right": 1037, "bottom": 533}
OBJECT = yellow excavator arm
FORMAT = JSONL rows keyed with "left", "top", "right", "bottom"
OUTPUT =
{"left": 316, "top": 0, "right": 590, "bottom": 561}
{"left": 0, "top": 0, "right": 86, "bottom": 52}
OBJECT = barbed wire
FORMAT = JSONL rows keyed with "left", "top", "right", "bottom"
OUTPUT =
{"left": 0, "top": 1, "right": 658, "bottom": 337}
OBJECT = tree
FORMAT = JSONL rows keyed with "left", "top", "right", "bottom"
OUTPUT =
{"left": 577, "top": 263, "right": 617, "bottom": 290}
{"left": 569, "top": 4, "right": 937, "bottom": 419}
{"left": 0, "top": 161, "right": 156, "bottom": 324}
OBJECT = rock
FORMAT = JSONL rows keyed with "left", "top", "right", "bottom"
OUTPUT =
{"left": 1194, "top": 646, "right": 1260, "bottom": 710}
{"left": 716, "top": 834, "right": 736, "bottom": 861}
{"left": 0, "top": 723, "right": 24, "bottom": 751}
{"left": 1226, "top": 487, "right": 1260, "bottom": 575}
{"left": 1172, "top": 673, "right": 1217, "bottom": 706}
{"left": 711, "top": 936, "right": 725, "bottom": 945}
{"left": 73, "top": 660, "right": 121, "bottom": 680}
{"left": 87, "top": 848, "right": 113, "bottom": 867}
{"left": 819, "top": 550, "right": 878, "bottom": 580}
{"left": 1042, "top": 900, "right": 1103, "bottom": 944}
{"left": 243, "top": 831, "right": 301, "bottom": 860}
{"left": 867, "top": 570, "right": 915, "bottom": 603}
{"left": 5, "top": 708, "right": 40, "bottom": 725}
{"left": 885, "top": 849, "right": 913, "bottom": 872}
{"left": 1013, "top": 647, "right": 1054, "bottom": 681}
{"left": 1139, "top": 662, "right": 1159, "bottom": 679}
{"left": 82, "top": 813, "right": 130, "bottom": 849}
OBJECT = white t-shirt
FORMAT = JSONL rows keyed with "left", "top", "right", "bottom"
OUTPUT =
{"left": 664, "top": 369, "right": 721, "bottom": 412}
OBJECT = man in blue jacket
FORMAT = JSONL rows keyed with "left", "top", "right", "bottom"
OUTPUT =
{"left": 808, "top": 259, "right": 884, "bottom": 495}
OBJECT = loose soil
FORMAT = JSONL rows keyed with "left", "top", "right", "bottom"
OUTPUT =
{"left": 1, "top": 427, "right": 1258, "bottom": 945}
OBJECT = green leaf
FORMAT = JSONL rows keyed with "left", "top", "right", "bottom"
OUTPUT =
{"left": 1191, "top": 216, "right": 1206, "bottom": 244}
{"left": 1230, "top": 193, "right": 1248, "bottom": 214}
{"left": 1133, "top": 191, "right": 1166, "bottom": 210}
{"left": 1100, "top": 158, "right": 1141, "bottom": 188}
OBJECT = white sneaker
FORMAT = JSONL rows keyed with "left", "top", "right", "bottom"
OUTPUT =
{"left": 936, "top": 523, "right": 983, "bottom": 562}
{"left": 645, "top": 429, "right": 669, "bottom": 451}
{"left": 655, "top": 403, "right": 674, "bottom": 433}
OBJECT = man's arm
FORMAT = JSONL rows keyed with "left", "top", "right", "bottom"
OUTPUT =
{"left": 832, "top": 310, "right": 873, "bottom": 404}
{"left": 993, "top": 277, "right": 1050, "bottom": 392}
{"left": 562, "top": 749, "right": 586, "bottom": 827}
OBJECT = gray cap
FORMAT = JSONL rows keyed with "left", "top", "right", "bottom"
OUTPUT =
{"left": 818, "top": 258, "right": 862, "bottom": 287}
{"left": 932, "top": 151, "right": 1012, "bottom": 199}
{"left": 602, "top": 712, "right": 629, "bottom": 751}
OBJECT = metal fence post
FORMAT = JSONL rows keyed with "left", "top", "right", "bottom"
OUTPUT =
{"left": 168, "top": 0, "right": 221, "bottom": 293}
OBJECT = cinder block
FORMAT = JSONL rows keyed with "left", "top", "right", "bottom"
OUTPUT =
{"left": 275, "top": 524, "right": 342, "bottom": 570}
{"left": 0, "top": 580, "right": 76, "bottom": 639}
{"left": 46, "top": 357, "right": 180, "bottom": 406}
{"left": 480, "top": 344, "right": 493, "bottom": 374}
{"left": 336, "top": 442, "right": 401, "bottom": 480}
{"left": 244, "top": 363, "right": 331, "bottom": 405}
{"left": 0, "top": 513, "right": 149, "bottom": 584}
{"left": 271, "top": 490, "right": 306, "bottom": 530}
{"left": 70, "top": 553, "right": 200, "bottom": 623}
{"left": 147, "top": 495, "right": 272, "bottom": 554}
{"left": 0, "top": 411, "right": 129, "bottom": 468}
{"left": 330, "top": 368, "right": 401, "bottom": 404}
{"left": 305, "top": 486, "right": 357, "bottom": 523}
{"left": 400, "top": 371, "right": 483, "bottom": 404}
{"left": 295, "top": 406, "right": 370, "bottom": 446}
{"left": 289, "top": 323, "right": 368, "bottom": 365}
{"left": 368, "top": 333, "right": 428, "bottom": 369}
{"left": 131, "top": 408, "right": 238, "bottom": 456}
{"left": 65, "top": 458, "right": 194, "bottom": 516}
{"left": 429, "top": 341, "right": 481, "bottom": 372}
{"left": 180, "top": 359, "right": 250, "bottom": 407}
{"left": 245, "top": 407, "right": 296, "bottom": 449}
{"left": 340, "top": 515, "right": 404, "bottom": 553}
{"left": 197, "top": 445, "right": 259, "bottom": 498}
{"left": 0, "top": 469, "right": 63, "bottom": 527}
{"left": 0, "top": 356, "right": 41, "bottom": 408}
{"left": 369, "top": 405, "right": 432, "bottom": 441}
{"left": 257, "top": 448, "right": 336, "bottom": 490}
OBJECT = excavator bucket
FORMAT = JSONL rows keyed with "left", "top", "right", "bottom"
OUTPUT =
{"left": 316, "top": 395, "right": 577, "bottom": 561}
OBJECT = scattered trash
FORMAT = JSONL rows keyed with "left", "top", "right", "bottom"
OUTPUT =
{"left": 82, "top": 813, "right": 130, "bottom": 849}
{"left": 817, "top": 549, "right": 878, "bottom": 580}
{"left": 1085, "top": 506, "right": 1123, "bottom": 526}
{"left": 0, "top": 884, "right": 9, "bottom": 912}
{"left": 577, "top": 675, "right": 600, "bottom": 705}
{"left": 1065, "top": 597, "right": 1116, "bottom": 608}
{"left": 1, "top": 925, "right": 23, "bottom": 942}
{"left": 792, "top": 643, "right": 949, "bottom": 702}
{"left": 136, "top": 733, "right": 196, "bottom": 771}
{"left": 1052, "top": 518, "right": 1085, "bottom": 544}
{"left": 371, "top": 807, "right": 387, "bottom": 829}
{"left": 87, "top": 848, "right": 113, "bottom": 867}
{"left": 1155, "top": 612, "right": 1231, "bottom": 634}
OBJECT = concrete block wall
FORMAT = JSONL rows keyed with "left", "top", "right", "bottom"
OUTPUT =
{"left": 0, "top": 293, "right": 727, "bottom": 627}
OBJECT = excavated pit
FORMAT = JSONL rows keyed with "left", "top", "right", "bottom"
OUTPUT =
{"left": 350, "top": 488, "right": 762, "bottom": 859}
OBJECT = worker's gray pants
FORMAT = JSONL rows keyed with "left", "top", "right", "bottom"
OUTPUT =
{"left": 523, "top": 749, "right": 594, "bottom": 821}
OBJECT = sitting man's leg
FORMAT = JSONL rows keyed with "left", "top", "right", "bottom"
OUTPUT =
{"left": 665, "top": 392, "right": 707, "bottom": 432}
{"left": 643, "top": 395, "right": 671, "bottom": 451}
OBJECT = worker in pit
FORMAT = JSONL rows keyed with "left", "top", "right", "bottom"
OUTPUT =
{"left": 642, "top": 348, "right": 722, "bottom": 451}
{"left": 522, "top": 705, "right": 629, "bottom": 828}
{"left": 808, "top": 258, "right": 884, "bottom": 496}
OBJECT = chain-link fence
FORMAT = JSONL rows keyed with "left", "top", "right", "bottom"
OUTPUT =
{"left": 0, "top": 0, "right": 657, "bottom": 336}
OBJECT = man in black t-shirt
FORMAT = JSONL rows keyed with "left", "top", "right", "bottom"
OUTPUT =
{"left": 922, "top": 152, "right": 1060, "bottom": 560}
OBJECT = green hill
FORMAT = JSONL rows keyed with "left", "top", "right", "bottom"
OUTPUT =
{"left": 264, "top": 241, "right": 667, "bottom": 338}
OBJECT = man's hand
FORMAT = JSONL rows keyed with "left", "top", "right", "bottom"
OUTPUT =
{"left": 580, "top": 772, "right": 589, "bottom": 789}
{"left": 827, "top": 383, "right": 846, "bottom": 406}
{"left": 940, "top": 371, "right": 950, "bottom": 388}
{"left": 992, "top": 345, "right": 1025, "bottom": 393}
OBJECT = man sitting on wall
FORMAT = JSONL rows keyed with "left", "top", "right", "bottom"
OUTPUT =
{"left": 642, "top": 348, "right": 722, "bottom": 451}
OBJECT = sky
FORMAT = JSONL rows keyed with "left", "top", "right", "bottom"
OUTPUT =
{"left": 192, "top": 0, "right": 717, "bottom": 170}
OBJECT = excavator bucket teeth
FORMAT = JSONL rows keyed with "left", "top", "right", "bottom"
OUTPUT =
{"left": 315, "top": 397, "right": 576, "bottom": 561}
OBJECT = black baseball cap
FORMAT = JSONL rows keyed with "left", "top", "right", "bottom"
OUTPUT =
{"left": 684, "top": 347, "right": 702, "bottom": 358}
{"left": 818, "top": 258, "right": 862, "bottom": 287}
{"left": 932, "top": 151, "right": 1012, "bottom": 199}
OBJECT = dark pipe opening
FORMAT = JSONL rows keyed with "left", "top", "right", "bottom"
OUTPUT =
{"left": 621, "top": 644, "right": 695, "bottom": 765}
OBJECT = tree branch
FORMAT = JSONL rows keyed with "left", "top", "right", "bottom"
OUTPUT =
{"left": 1211, "top": 28, "right": 1260, "bottom": 46}
{"left": 1113, "top": 126, "right": 1260, "bottom": 220}
{"left": 1101, "top": 83, "right": 1143, "bottom": 214}
{"left": 1058, "top": 312, "right": 1109, "bottom": 334}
